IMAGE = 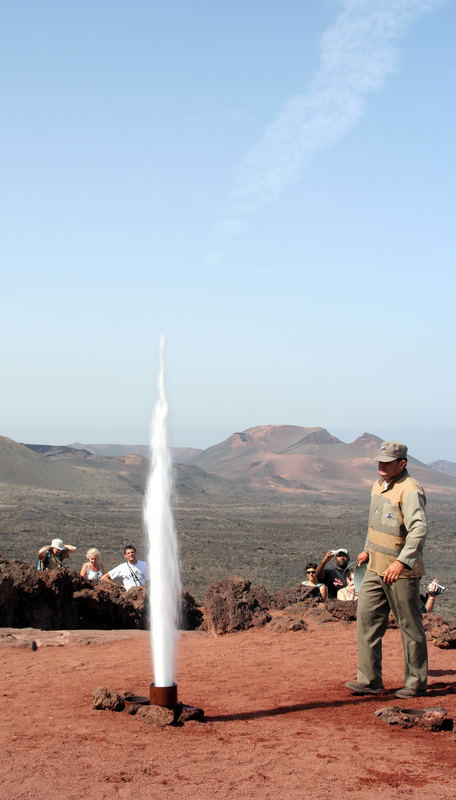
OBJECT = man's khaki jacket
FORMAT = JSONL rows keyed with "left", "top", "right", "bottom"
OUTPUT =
{"left": 364, "top": 470, "right": 427, "bottom": 579}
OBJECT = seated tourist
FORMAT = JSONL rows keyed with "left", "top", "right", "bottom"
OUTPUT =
{"left": 315, "top": 548, "right": 350, "bottom": 598}
{"left": 301, "top": 562, "right": 327, "bottom": 600}
{"left": 80, "top": 548, "right": 105, "bottom": 582}
{"left": 337, "top": 569, "right": 358, "bottom": 602}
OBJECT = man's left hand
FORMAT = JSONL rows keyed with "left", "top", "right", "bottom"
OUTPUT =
{"left": 383, "top": 561, "right": 405, "bottom": 584}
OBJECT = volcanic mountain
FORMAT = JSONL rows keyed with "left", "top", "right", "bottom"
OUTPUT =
{"left": 186, "top": 425, "right": 456, "bottom": 493}
{"left": 2, "top": 427, "right": 455, "bottom": 497}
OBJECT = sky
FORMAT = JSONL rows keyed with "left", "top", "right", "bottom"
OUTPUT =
{"left": 1, "top": 0, "right": 455, "bottom": 463}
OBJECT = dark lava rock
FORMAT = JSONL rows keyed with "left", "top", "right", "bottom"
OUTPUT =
{"left": 122, "top": 697, "right": 204, "bottom": 725}
{"left": 423, "top": 614, "right": 456, "bottom": 649}
{"left": 125, "top": 703, "right": 142, "bottom": 715}
{"left": 202, "top": 574, "right": 272, "bottom": 634}
{"left": 416, "top": 707, "right": 453, "bottom": 731}
{"left": 73, "top": 584, "right": 147, "bottom": 629}
{"left": 325, "top": 599, "right": 358, "bottom": 622}
{"left": 175, "top": 702, "right": 205, "bottom": 723}
{"left": 0, "top": 558, "right": 202, "bottom": 631}
{"left": 0, "top": 559, "right": 87, "bottom": 629}
{"left": 92, "top": 687, "right": 125, "bottom": 711}
{"left": 375, "top": 705, "right": 451, "bottom": 731}
{"left": 180, "top": 590, "right": 203, "bottom": 630}
{"left": 268, "top": 616, "right": 307, "bottom": 632}
{"left": 135, "top": 705, "right": 175, "bottom": 726}
{"left": 270, "top": 583, "right": 321, "bottom": 610}
{"left": 306, "top": 605, "right": 339, "bottom": 623}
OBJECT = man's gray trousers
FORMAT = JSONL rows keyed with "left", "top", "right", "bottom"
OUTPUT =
{"left": 356, "top": 569, "right": 428, "bottom": 691}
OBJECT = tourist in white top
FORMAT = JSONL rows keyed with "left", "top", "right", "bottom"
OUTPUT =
{"left": 80, "top": 547, "right": 105, "bottom": 582}
{"left": 101, "top": 545, "right": 149, "bottom": 591}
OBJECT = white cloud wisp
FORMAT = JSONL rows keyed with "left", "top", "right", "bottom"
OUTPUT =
{"left": 221, "top": 0, "right": 446, "bottom": 234}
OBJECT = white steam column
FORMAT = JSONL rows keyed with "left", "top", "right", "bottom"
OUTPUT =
{"left": 144, "top": 336, "right": 180, "bottom": 701}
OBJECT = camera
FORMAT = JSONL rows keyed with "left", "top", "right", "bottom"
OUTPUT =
{"left": 426, "top": 579, "right": 445, "bottom": 596}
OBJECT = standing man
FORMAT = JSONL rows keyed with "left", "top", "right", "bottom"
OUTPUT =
{"left": 101, "top": 545, "right": 149, "bottom": 590}
{"left": 315, "top": 548, "right": 350, "bottom": 598}
{"left": 346, "top": 441, "right": 428, "bottom": 699}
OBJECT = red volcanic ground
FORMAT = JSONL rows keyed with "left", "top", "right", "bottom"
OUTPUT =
{"left": 2, "top": 619, "right": 456, "bottom": 800}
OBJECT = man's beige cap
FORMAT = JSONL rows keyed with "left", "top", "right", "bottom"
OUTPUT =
{"left": 375, "top": 441, "right": 408, "bottom": 462}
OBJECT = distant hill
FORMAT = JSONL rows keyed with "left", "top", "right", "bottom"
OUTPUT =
{"left": 0, "top": 437, "right": 81, "bottom": 490}
{"left": 68, "top": 442, "right": 202, "bottom": 464}
{"left": 25, "top": 444, "right": 94, "bottom": 458}
{"left": 428, "top": 460, "right": 456, "bottom": 478}
{"left": 0, "top": 436, "right": 145, "bottom": 496}
{"left": 25, "top": 443, "right": 147, "bottom": 468}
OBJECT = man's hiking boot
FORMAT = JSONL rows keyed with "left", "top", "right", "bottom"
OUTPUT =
{"left": 394, "top": 686, "right": 426, "bottom": 699}
{"left": 345, "top": 681, "right": 382, "bottom": 695}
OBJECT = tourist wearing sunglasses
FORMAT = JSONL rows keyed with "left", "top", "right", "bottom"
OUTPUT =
{"left": 301, "top": 561, "right": 327, "bottom": 600}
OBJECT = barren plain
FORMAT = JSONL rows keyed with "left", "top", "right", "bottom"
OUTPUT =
{"left": 2, "top": 483, "right": 456, "bottom": 617}
{"left": 2, "top": 620, "right": 456, "bottom": 800}
{"left": 1, "top": 427, "right": 456, "bottom": 616}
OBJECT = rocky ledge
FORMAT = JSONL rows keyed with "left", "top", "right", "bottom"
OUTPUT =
{"left": 1, "top": 558, "right": 456, "bottom": 645}
{"left": 0, "top": 558, "right": 200, "bottom": 631}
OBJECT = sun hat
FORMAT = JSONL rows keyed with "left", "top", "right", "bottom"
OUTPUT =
{"left": 51, "top": 538, "right": 65, "bottom": 551}
{"left": 375, "top": 441, "right": 408, "bottom": 462}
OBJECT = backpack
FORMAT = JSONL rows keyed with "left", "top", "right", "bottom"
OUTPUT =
{"left": 37, "top": 550, "right": 51, "bottom": 571}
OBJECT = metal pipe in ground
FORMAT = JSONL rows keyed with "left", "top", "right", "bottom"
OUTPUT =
{"left": 149, "top": 682, "right": 178, "bottom": 708}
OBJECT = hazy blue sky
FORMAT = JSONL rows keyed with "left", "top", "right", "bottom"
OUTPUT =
{"left": 1, "top": 0, "right": 455, "bottom": 462}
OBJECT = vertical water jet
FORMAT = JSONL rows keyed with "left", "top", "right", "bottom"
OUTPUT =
{"left": 144, "top": 335, "right": 180, "bottom": 703}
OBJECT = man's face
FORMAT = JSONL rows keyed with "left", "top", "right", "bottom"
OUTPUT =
{"left": 335, "top": 553, "right": 348, "bottom": 568}
{"left": 52, "top": 548, "right": 63, "bottom": 555}
{"left": 378, "top": 458, "right": 407, "bottom": 483}
{"left": 124, "top": 548, "right": 137, "bottom": 564}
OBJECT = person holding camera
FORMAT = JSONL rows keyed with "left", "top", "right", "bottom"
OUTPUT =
{"left": 346, "top": 441, "right": 428, "bottom": 700}
{"left": 315, "top": 548, "right": 350, "bottom": 598}
{"left": 421, "top": 578, "right": 445, "bottom": 613}
{"left": 337, "top": 569, "right": 358, "bottom": 602}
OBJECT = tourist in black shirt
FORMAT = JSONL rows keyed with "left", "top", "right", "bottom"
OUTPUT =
{"left": 315, "top": 549, "right": 350, "bottom": 598}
